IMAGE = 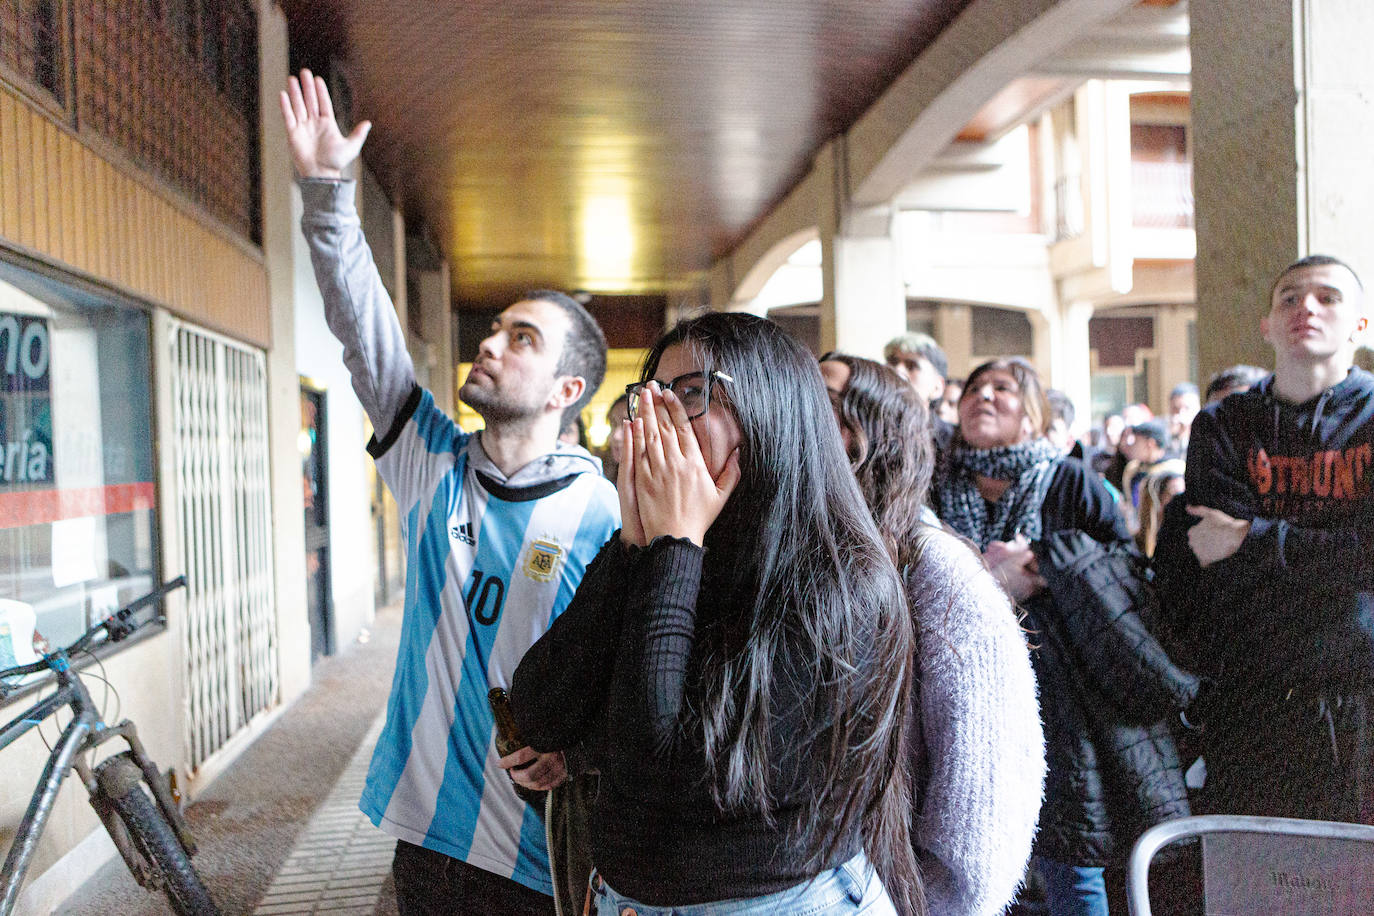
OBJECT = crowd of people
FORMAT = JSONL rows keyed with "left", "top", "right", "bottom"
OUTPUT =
{"left": 284, "top": 69, "right": 1372, "bottom": 916}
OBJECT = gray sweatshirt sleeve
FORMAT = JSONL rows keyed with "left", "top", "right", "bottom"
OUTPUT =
{"left": 298, "top": 178, "right": 417, "bottom": 440}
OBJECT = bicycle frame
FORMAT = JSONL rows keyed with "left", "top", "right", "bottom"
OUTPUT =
{"left": 0, "top": 671, "right": 98, "bottom": 914}
{"left": 0, "top": 642, "right": 195, "bottom": 915}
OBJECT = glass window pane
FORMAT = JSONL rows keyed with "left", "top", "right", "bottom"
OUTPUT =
{"left": 0, "top": 0, "right": 65, "bottom": 104}
{"left": 31, "top": 0, "right": 61, "bottom": 97}
{"left": 199, "top": 0, "right": 222, "bottom": 88}
{"left": 167, "top": 0, "right": 195, "bottom": 55}
{"left": 0, "top": 258, "right": 157, "bottom": 652}
{"left": 971, "top": 305, "right": 1034, "bottom": 357}
{"left": 1091, "top": 373, "right": 1128, "bottom": 423}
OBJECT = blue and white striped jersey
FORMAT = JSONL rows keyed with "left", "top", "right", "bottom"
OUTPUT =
{"left": 361, "top": 389, "right": 619, "bottom": 895}
{"left": 297, "top": 178, "right": 618, "bottom": 894}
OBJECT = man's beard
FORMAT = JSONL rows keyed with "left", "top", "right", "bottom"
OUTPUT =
{"left": 459, "top": 380, "right": 541, "bottom": 425}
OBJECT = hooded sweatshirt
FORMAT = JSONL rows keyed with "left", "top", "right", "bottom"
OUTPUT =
{"left": 1155, "top": 368, "right": 1374, "bottom": 695}
{"left": 299, "top": 179, "right": 620, "bottom": 897}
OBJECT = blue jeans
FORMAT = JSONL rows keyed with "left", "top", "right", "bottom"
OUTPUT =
{"left": 590, "top": 851, "right": 894, "bottom": 915}
{"left": 1035, "top": 857, "right": 1109, "bottom": 916}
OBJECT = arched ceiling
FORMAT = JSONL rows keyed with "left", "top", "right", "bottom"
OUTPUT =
{"left": 278, "top": 0, "right": 975, "bottom": 309}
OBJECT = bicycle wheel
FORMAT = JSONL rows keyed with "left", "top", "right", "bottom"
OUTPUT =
{"left": 95, "top": 753, "right": 218, "bottom": 916}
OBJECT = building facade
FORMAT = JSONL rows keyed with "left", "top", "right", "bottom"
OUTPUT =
{"left": 0, "top": 3, "right": 449, "bottom": 909}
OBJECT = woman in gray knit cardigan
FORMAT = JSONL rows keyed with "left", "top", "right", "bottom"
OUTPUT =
{"left": 821, "top": 354, "right": 1047, "bottom": 916}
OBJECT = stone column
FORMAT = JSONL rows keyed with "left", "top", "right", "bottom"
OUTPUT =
{"left": 1191, "top": 0, "right": 1374, "bottom": 380}
{"left": 934, "top": 303, "right": 974, "bottom": 379}
{"left": 1155, "top": 304, "right": 1195, "bottom": 411}
{"left": 1044, "top": 300, "right": 1095, "bottom": 427}
{"left": 817, "top": 140, "right": 907, "bottom": 357}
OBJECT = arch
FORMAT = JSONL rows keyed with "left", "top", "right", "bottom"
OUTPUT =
{"left": 710, "top": 165, "right": 827, "bottom": 309}
{"left": 730, "top": 227, "right": 819, "bottom": 313}
{"left": 850, "top": 0, "right": 1138, "bottom": 205}
{"left": 712, "top": 0, "right": 1139, "bottom": 319}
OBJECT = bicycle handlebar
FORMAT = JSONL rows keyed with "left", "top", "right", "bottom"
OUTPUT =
{"left": 0, "top": 577, "right": 188, "bottom": 686}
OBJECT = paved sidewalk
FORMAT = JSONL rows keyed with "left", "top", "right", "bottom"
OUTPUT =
{"left": 251, "top": 713, "right": 392, "bottom": 914}
{"left": 58, "top": 602, "right": 403, "bottom": 916}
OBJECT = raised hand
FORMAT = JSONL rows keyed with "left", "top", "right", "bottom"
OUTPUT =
{"left": 630, "top": 384, "right": 741, "bottom": 546}
{"left": 279, "top": 68, "right": 372, "bottom": 179}
{"left": 617, "top": 420, "right": 646, "bottom": 547}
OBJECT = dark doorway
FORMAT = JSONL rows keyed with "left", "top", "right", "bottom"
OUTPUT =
{"left": 300, "top": 383, "right": 333, "bottom": 662}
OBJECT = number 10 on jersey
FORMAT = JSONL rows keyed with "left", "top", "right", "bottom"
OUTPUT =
{"left": 465, "top": 570, "right": 506, "bottom": 625}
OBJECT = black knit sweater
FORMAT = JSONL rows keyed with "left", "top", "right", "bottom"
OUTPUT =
{"left": 510, "top": 535, "right": 861, "bottom": 905}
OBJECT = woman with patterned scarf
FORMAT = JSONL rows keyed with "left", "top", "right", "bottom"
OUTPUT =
{"left": 933, "top": 358, "right": 1135, "bottom": 916}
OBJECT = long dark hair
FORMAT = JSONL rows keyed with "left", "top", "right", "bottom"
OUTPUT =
{"left": 821, "top": 353, "right": 933, "bottom": 571}
{"left": 642, "top": 313, "right": 922, "bottom": 914}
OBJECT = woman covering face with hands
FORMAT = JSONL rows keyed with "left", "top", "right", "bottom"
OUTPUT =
{"left": 509, "top": 313, "right": 922, "bottom": 916}
{"left": 615, "top": 359, "right": 741, "bottom": 549}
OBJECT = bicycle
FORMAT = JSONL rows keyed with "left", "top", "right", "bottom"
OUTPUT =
{"left": 0, "top": 576, "right": 218, "bottom": 915}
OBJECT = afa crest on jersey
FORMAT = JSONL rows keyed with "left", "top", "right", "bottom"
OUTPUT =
{"left": 521, "top": 535, "right": 566, "bottom": 583}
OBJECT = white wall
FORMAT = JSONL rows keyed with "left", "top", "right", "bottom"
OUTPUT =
{"left": 292, "top": 189, "right": 378, "bottom": 650}
{"left": 899, "top": 211, "right": 1056, "bottom": 311}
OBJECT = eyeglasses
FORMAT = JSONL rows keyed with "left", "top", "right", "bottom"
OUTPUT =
{"left": 625, "top": 370, "right": 733, "bottom": 421}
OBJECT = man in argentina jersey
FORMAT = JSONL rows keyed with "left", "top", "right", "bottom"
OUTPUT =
{"left": 281, "top": 71, "right": 620, "bottom": 915}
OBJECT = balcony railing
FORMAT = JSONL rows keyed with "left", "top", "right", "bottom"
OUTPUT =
{"left": 1132, "top": 159, "right": 1194, "bottom": 229}
{"left": 1054, "top": 173, "right": 1085, "bottom": 241}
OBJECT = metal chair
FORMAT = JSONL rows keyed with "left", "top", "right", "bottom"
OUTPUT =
{"left": 1126, "top": 814, "right": 1374, "bottom": 916}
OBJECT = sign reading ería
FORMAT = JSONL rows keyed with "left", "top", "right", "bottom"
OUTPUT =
{"left": 0, "top": 313, "right": 53, "bottom": 487}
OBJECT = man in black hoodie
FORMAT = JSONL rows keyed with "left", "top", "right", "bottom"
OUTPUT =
{"left": 1155, "top": 254, "right": 1374, "bottom": 825}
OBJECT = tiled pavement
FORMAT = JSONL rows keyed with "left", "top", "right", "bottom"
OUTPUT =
{"left": 59, "top": 602, "right": 403, "bottom": 916}
{"left": 251, "top": 713, "right": 391, "bottom": 915}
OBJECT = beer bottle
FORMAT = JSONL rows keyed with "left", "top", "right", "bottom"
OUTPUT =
{"left": 488, "top": 687, "right": 527, "bottom": 757}
{"left": 490, "top": 687, "right": 544, "bottom": 808}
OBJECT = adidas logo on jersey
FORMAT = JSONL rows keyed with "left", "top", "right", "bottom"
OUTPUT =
{"left": 451, "top": 521, "right": 475, "bottom": 545}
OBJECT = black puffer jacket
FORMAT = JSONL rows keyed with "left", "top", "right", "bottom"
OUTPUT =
{"left": 1029, "top": 530, "right": 1199, "bottom": 866}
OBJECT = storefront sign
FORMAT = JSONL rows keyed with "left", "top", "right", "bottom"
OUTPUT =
{"left": 0, "top": 312, "right": 53, "bottom": 486}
